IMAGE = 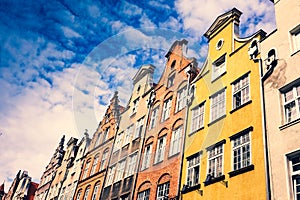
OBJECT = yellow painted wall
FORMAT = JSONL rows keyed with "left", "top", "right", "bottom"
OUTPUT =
{"left": 181, "top": 15, "right": 267, "bottom": 200}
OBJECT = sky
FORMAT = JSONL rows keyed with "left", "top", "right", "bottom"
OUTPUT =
{"left": 0, "top": 0, "right": 276, "bottom": 191}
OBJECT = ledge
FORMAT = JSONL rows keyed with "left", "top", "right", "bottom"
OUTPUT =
{"left": 228, "top": 164, "right": 254, "bottom": 178}
{"left": 229, "top": 100, "right": 252, "bottom": 114}
{"left": 211, "top": 71, "right": 227, "bottom": 83}
{"left": 208, "top": 115, "right": 226, "bottom": 127}
{"left": 279, "top": 118, "right": 300, "bottom": 130}
{"left": 181, "top": 184, "right": 201, "bottom": 194}
{"left": 189, "top": 126, "right": 204, "bottom": 136}
{"left": 204, "top": 175, "right": 225, "bottom": 186}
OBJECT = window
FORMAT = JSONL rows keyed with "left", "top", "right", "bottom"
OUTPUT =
{"left": 210, "top": 89, "right": 226, "bottom": 122}
{"left": 157, "top": 182, "right": 170, "bottom": 200}
{"left": 132, "top": 97, "right": 140, "bottom": 114}
{"left": 106, "top": 165, "right": 116, "bottom": 186}
{"left": 60, "top": 187, "right": 65, "bottom": 200}
{"left": 91, "top": 183, "right": 100, "bottom": 200}
{"left": 126, "top": 153, "right": 137, "bottom": 177}
{"left": 137, "top": 189, "right": 150, "bottom": 200}
{"left": 142, "top": 144, "right": 152, "bottom": 170}
{"left": 191, "top": 103, "right": 205, "bottom": 133}
{"left": 149, "top": 106, "right": 159, "bottom": 129}
{"left": 103, "top": 128, "right": 109, "bottom": 143}
{"left": 170, "top": 60, "right": 176, "bottom": 69}
{"left": 207, "top": 144, "right": 223, "bottom": 178}
{"left": 99, "top": 150, "right": 108, "bottom": 171}
{"left": 287, "top": 151, "right": 300, "bottom": 200}
{"left": 162, "top": 97, "right": 172, "bottom": 122}
{"left": 83, "top": 187, "right": 90, "bottom": 200}
{"left": 290, "top": 25, "right": 300, "bottom": 53}
{"left": 115, "top": 159, "right": 126, "bottom": 182}
{"left": 82, "top": 160, "right": 91, "bottom": 179}
{"left": 169, "top": 126, "right": 183, "bottom": 156}
{"left": 114, "top": 131, "right": 124, "bottom": 151}
{"left": 134, "top": 117, "right": 144, "bottom": 139}
{"left": 123, "top": 125, "right": 133, "bottom": 145}
{"left": 167, "top": 73, "right": 175, "bottom": 88}
{"left": 90, "top": 155, "right": 99, "bottom": 175}
{"left": 212, "top": 54, "right": 226, "bottom": 81}
{"left": 155, "top": 136, "right": 166, "bottom": 163}
{"left": 186, "top": 153, "right": 200, "bottom": 187}
{"left": 232, "top": 75, "right": 250, "bottom": 109}
{"left": 95, "top": 133, "right": 101, "bottom": 147}
{"left": 176, "top": 87, "right": 187, "bottom": 112}
{"left": 232, "top": 132, "right": 251, "bottom": 171}
{"left": 75, "top": 190, "right": 82, "bottom": 200}
{"left": 282, "top": 83, "right": 300, "bottom": 123}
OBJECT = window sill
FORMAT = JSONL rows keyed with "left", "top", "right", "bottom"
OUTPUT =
{"left": 204, "top": 175, "right": 225, "bottom": 186}
{"left": 208, "top": 115, "right": 226, "bottom": 126}
{"left": 168, "top": 152, "right": 180, "bottom": 159}
{"left": 291, "top": 49, "right": 300, "bottom": 57}
{"left": 229, "top": 100, "right": 252, "bottom": 114}
{"left": 153, "top": 160, "right": 163, "bottom": 166}
{"left": 279, "top": 118, "right": 300, "bottom": 130}
{"left": 130, "top": 112, "right": 136, "bottom": 118}
{"left": 228, "top": 164, "right": 254, "bottom": 178}
{"left": 189, "top": 126, "right": 204, "bottom": 136}
{"left": 211, "top": 71, "right": 227, "bottom": 83}
{"left": 181, "top": 184, "right": 201, "bottom": 194}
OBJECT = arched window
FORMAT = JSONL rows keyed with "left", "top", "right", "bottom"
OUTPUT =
{"left": 83, "top": 186, "right": 90, "bottom": 200}
{"left": 99, "top": 149, "right": 109, "bottom": 171}
{"left": 82, "top": 160, "right": 91, "bottom": 179}
{"left": 90, "top": 154, "right": 99, "bottom": 175}
{"left": 75, "top": 189, "right": 82, "bottom": 200}
{"left": 91, "top": 182, "right": 100, "bottom": 200}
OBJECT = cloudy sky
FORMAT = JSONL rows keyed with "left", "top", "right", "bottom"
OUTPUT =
{"left": 0, "top": 0, "right": 276, "bottom": 190}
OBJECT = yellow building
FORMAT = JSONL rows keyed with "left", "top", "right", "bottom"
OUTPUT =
{"left": 181, "top": 8, "right": 269, "bottom": 199}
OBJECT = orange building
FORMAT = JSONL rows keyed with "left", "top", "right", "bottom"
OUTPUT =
{"left": 74, "top": 91, "right": 123, "bottom": 200}
{"left": 133, "top": 39, "right": 198, "bottom": 200}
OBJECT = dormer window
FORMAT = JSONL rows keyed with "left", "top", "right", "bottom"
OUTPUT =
{"left": 212, "top": 54, "right": 226, "bottom": 81}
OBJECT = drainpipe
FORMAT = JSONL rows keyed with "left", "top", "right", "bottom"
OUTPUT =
{"left": 177, "top": 65, "right": 193, "bottom": 199}
{"left": 130, "top": 90, "right": 156, "bottom": 200}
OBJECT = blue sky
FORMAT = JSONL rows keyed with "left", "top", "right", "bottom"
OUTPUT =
{"left": 0, "top": 0, "right": 275, "bottom": 190}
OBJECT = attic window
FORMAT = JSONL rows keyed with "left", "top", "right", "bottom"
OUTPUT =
{"left": 212, "top": 54, "right": 226, "bottom": 81}
{"left": 216, "top": 39, "right": 224, "bottom": 50}
{"left": 167, "top": 73, "right": 175, "bottom": 88}
{"left": 171, "top": 60, "right": 176, "bottom": 69}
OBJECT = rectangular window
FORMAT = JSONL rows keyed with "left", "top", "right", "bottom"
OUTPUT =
{"left": 137, "top": 189, "right": 150, "bottom": 200}
{"left": 142, "top": 144, "right": 152, "bottom": 170}
{"left": 125, "top": 153, "right": 137, "bottom": 177}
{"left": 290, "top": 24, "right": 300, "bottom": 53}
{"left": 232, "top": 75, "right": 250, "bottom": 109}
{"left": 207, "top": 144, "right": 223, "bottom": 178}
{"left": 210, "top": 89, "right": 226, "bottom": 122}
{"left": 103, "top": 127, "right": 109, "bottom": 143}
{"left": 123, "top": 125, "right": 133, "bottom": 145}
{"left": 282, "top": 83, "right": 300, "bottom": 123}
{"left": 176, "top": 87, "right": 187, "bottom": 112}
{"left": 82, "top": 161, "right": 90, "bottom": 179}
{"left": 155, "top": 136, "right": 166, "bottom": 163}
{"left": 149, "top": 106, "right": 159, "bottom": 129}
{"left": 99, "top": 150, "right": 108, "bottom": 171}
{"left": 90, "top": 155, "right": 99, "bottom": 175}
{"left": 212, "top": 54, "right": 226, "bottom": 81}
{"left": 191, "top": 103, "right": 205, "bottom": 133}
{"left": 106, "top": 165, "right": 116, "bottom": 186}
{"left": 115, "top": 159, "right": 126, "bottom": 182}
{"left": 156, "top": 182, "right": 170, "bottom": 200}
{"left": 186, "top": 153, "right": 200, "bottom": 187}
{"left": 287, "top": 151, "right": 300, "bottom": 200}
{"left": 134, "top": 117, "right": 144, "bottom": 139}
{"left": 169, "top": 126, "right": 183, "bottom": 156}
{"left": 114, "top": 131, "right": 123, "bottom": 151}
{"left": 167, "top": 74, "right": 175, "bottom": 88}
{"left": 132, "top": 97, "right": 140, "bottom": 115}
{"left": 162, "top": 97, "right": 172, "bottom": 122}
{"left": 232, "top": 132, "right": 251, "bottom": 171}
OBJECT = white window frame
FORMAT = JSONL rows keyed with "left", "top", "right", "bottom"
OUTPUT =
{"left": 82, "top": 160, "right": 91, "bottom": 179}
{"left": 186, "top": 153, "right": 201, "bottom": 187}
{"left": 281, "top": 83, "right": 300, "bottom": 123}
{"left": 287, "top": 151, "right": 300, "bottom": 200}
{"left": 132, "top": 97, "right": 140, "bottom": 115}
{"left": 207, "top": 144, "right": 224, "bottom": 178}
{"left": 106, "top": 165, "right": 116, "bottom": 186}
{"left": 169, "top": 126, "right": 183, "bottom": 156}
{"left": 231, "top": 131, "right": 252, "bottom": 171}
{"left": 99, "top": 150, "right": 108, "bottom": 171}
{"left": 123, "top": 125, "right": 133, "bottom": 145}
{"left": 212, "top": 54, "right": 226, "bottom": 81}
{"left": 155, "top": 136, "right": 166, "bottom": 163}
{"left": 134, "top": 117, "right": 144, "bottom": 139}
{"left": 90, "top": 155, "right": 99, "bottom": 175}
{"left": 149, "top": 106, "right": 159, "bottom": 130}
{"left": 162, "top": 97, "right": 172, "bottom": 122}
{"left": 167, "top": 73, "right": 175, "bottom": 88}
{"left": 190, "top": 102, "right": 205, "bottom": 133}
{"left": 210, "top": 89, "right": 226, "bottom": 122}
{"left": 142, "top": 144, "right": 152, "bottom": 170}
{"left": 114, "top": 131, "right": 124, "bottom": 152}
{"left": 176, "top": 86, "right": 187, "bottom": 112}
{"left": 232, "top": 74, "right": 250, "bottom": 110}
{"left": 83, "top": 187, "right": 90, "bottom": 200}
{"left": 156, "top": 182, "right": 170, "bottom": 200}
{"left": 115, "top": 159, "right": 126, "bottom": 182}
{"left": 290, "top": 24, "right": 300, "bottom": 54}
{"left": 103, "top": 127, "right": 109, "bottom": 143}
{"left": 75, "top": 190, "right": 81, "bottom": 200}
{"left": 125, "top": 153, "right": 138, "bottom": 177}
{"left": 137, "top": 189, "right": 150, "bottom": 200}
{"left": 91, "top": 183, "right": 100, "bottom": 200}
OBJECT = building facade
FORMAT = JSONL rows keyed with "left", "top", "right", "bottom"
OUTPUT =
{"left": 180, "top": 8, "right": 269, "bottom": 199}
{"left": 260, "top": 0, "right": 300, "bottom": 199}
{"left": 134, "top": 40, "right": 198, "bottom": 200}
{"left": 74, "top": 91, "right": 123, "bottom": 200}
{"left": 101, "top": 64, "right": 155, "bottom": 200}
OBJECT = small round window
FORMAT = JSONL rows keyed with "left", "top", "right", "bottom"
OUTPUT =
{"left": 216, "top": 39, "right": 224, "bottom": 50}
